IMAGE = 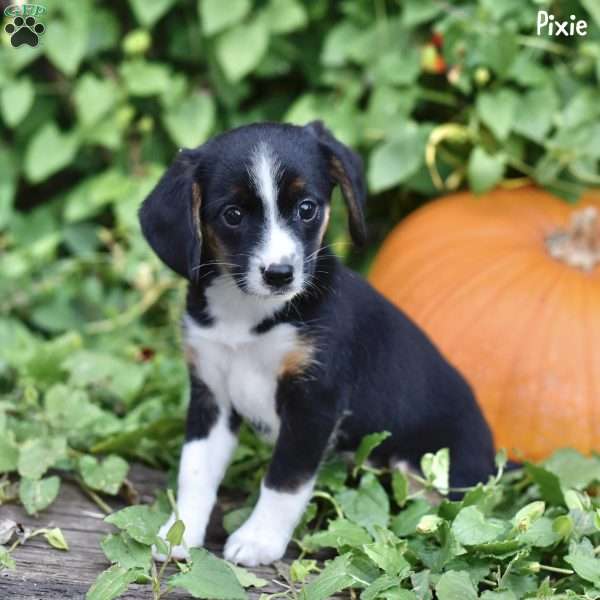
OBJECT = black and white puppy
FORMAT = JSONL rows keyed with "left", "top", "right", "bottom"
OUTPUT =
{"left": 140, "top": 121, "right": 495, "bottom": 566}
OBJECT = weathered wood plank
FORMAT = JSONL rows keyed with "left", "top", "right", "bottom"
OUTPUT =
{"left": 0, "top": 465, "right": 293, "bottom": 599}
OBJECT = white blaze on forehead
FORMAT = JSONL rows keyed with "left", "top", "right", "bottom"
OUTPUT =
{"left": 248, "top": 142, "right": 298, "bottom": 267}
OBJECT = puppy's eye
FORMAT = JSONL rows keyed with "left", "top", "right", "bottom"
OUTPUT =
{"left": 222, "top": 205, "right": 243, "bottom": 227}
{"left": 298, "top": 200, "right": 318, "bottom": 222}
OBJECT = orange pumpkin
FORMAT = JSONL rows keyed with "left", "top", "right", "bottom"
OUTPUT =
{"left": 370, "top": 186, "right": 600, "bottom": 461}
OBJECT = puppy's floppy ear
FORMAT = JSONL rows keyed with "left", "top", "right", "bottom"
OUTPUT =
{"left": 139, "top": 149, "right": 203, "bottom": 280}
{"left": 305, "top": 120, "right": 367, "bottom": 246}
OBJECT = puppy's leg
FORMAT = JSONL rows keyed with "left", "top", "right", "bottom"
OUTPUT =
{"left": 225, "top": 382, "right": 335, "bottom": 566}
{"left": 154, "top": 374, "right": 237, "bottom": 561}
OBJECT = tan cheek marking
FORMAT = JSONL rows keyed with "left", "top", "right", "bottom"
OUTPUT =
{"left": 203, "top": 223, "right": 228, "bottom": 267}
{"left": 318, "top": 205, "right": 331, "bottom": 245}
{"left": 184, "top": 342, "right": 198, "bottom": 368}
{"left": 289, "top": 177, "right": 306, "bottom": 192}
{"left": 278, "top": 338, "right": 315, "bottom": 378}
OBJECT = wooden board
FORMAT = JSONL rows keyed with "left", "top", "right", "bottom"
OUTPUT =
{"left": 0, "top": 465, "right": 297, "bottom": 599}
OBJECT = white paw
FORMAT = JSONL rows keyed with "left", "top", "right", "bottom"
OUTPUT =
{"left": 151, "top": 513, "right": 204, "bottom": 562}
{"left": 224, "top": 523, "right": 289, "bottom": 567}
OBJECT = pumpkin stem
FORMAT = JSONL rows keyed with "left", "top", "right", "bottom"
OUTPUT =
{"left": 546, "top": 206, "right": 600, "bottom": 271}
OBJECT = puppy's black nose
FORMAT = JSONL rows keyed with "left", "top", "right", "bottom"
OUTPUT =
{"left": 262, "top": 263, "right": 294, "bottom": 288}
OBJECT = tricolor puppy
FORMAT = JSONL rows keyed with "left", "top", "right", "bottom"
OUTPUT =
{"left": 140, "top": 121, "right": 495, "bottom": 566}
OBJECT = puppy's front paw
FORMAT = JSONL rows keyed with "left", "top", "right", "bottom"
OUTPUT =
{"left": 224, "top": 523, "right": 288, "bottom": 567}
{"left": 151, "top": 513, "right": 204, "bottom": 563}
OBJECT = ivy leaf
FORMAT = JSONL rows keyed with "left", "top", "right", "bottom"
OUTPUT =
{"left": 169, "top": 548, "right": 246, "bottom": 599}
{"left": 435, "top": 570, "right": 478, "bottom": 600}
{"left": 200, "top": 0, "right": 251, "bottom": 35}
{"left": 302, "top": 518, "right": 371, "bottom": 552}
{"left": 19, "top": 476, "right": 61, "bottom": 515}
{"left": 368, "top": 122, "right": 426, "bottom": 192}
{"left": 228, "top": 563, "right": 268, "bottom": 589}
{"left": 86, "top": 565, "right": 143, "bottom": 600}
{"left": 215, "top": 18, "right": 269, "bottom": 82}
{"left": 74, "top": 74, "right": 119, "bottom": 126}
{"left": 513, "top": 86, "right": 558, "bottom": 142}
{"left": 101, "top": 533, "right": 152, "bottom": 571}
{"left": 525, "top": 463, "right": 565, "bottom": 506}
{"left": 263, "top": 0, "right": 308, "bottom": 34}
{"left": 162, "top": 93, "right": 216, "bottom": 148}
{"left": 0, "top": 78, "right": 35, "bottom": 128}
{"left": 45, "top": 19, "right": 88, "bottom": 76}
{"left": 420, "top": 448, "right": 449, "bottom": 494}
{"left": 44, "top": 527, "right": 69, "bottom": 551}
{"left": 128, "top": 0, "right": 175, "bottom": 27}
{"left": 565, "top": 539, "right": 600, "bottom": 586}
{"left": 353, "top": 431, "right": 390, "bottom": 476}
{"left": 119, "top": 60, "right": 172, "bottom": 96}
{"left": 18, "top": 437, "right": 67, "bottom": 480}
{"left": 0, "top": 435, "right": 19, "bottom": 474}
{"left": 468, "top": 147, "right": 505, "bottom": 194}
{"left": 105, "top": 506, "right": 167, "bottom": 545}
{"left": 24, "top": 123, "right": 78, "bottom": 184}
{"left": 298, "top": 554, "right": 354, "bottom": 600}
{"left": 337, "top": 473, "right": 389, "bottom": 532}
{"left": 451, "top": 506, "right": 506, "bottom": 546}
{"left": 79, "top": 454, "right": 129, "bottom": 495}
{"left": 476, "top": 89, "right": 517, "bottom": 141}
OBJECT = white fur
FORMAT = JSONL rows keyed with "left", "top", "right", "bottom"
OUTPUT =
{"left": 154, "top": 413, "right": 237, "bottom": 561}
{"left": 224, "top": 478, "right": 315, "bottom": 566}
{"left": 247, "top": 143, "right": 303, "bottom": 297}
{"left": 184, "top": 279, "right": 302, "bottom": 442}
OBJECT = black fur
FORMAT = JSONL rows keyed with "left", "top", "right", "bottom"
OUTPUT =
{"left": 140, "top": 121, "right": 495, "bottom": 497}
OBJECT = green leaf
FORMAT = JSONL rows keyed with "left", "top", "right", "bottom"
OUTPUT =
{"left": 525, "top": 463, "right": 565, "bottom": 506}
{"left": 0, "top": 546, "right": 16, "bottom": 571}
{"left": 105, "top": 506, "right": 167, "bottom": 545}
{"left": 451, "top": 506, "right": 505, "bottom": 546}
{"left": 513, "top": 86, "right": 558, "bottom": 142}
{"left": 74, "top": 74, "right": 119, "bottom": 126}
{"left": 263, "top": 0, "right": 308, "bottom": 33}
{"left": 129, "top": 0, "right": 175, "bottom": 27}
{"left": 100, "top": 533, "right": 152, "bottom": 571}
{"left": 518, "top": 517, "right": 560, "bottom": 548}
{"left": 353, "top": 431, "right": 390, "bottom": 475}
{"left": 392, "top": 470, "right": 409, "bottom": 507}
{"left": 200, "top": 0, "right": 251, "bottom": 35}
{"left": 86, "top": 565, "right": 142, "bottom": 600}
{"left": 299, "top": 554, "right": 354, "bottom": 600}
{"left": 45, "top": 19, "right": 88, "bottom": 76}
{"left": 1, "top": 79, "right": 35, "bottom": 128}
{"left": 390, "top": 500, "right": 431, "bottom": 537}
{"left": 476, "top": 89, "right": 517, "bottom": 141}
{"left": 468, "top": 147, "right": 505, "bottom": 194}
{"left": 581, "top": 0, "right": 600, "bottom": 27}
{"left": 565, "top": 539, "right": 600, "bottom": 586}
{"left": 24, "top": 123, "right": 78, "bottom": 184}
{"left": 18, "top": 437, "right": 67, "bottom": 480}
{"left": 420, "top": 448, "right": 449, "bottom": 494}
{"left": 163, "top": 93, "right": 215, "bottom": 148}
{"left": 44, "top": 527, "right": 69, "bottom": 551}
{"left": 544, "top": 449, "right": 600, "bottom": 490}
{"left": 79, "top": 455, "right": 129, "bottom": 495}
{"left": 362, "top": 575, "right": 416, "bottom": 600}
{"left": 0, "top": 435, "right": 19, "bottom": 474}
{"left": 303, "top": 518, "right": 371, "bottom": 552}
{"left": 228, "top": 563, "right": 268, "bottom": 589}
{"left": 435, "top": 570, "right": 478, "bottom": 600}
{"left": 368, "top": 122, "right": 426, "bottom": 192}
{"left": 169, "top": 548, "right": 246, "bottom": 599}
{"left": 166, "top": 519, "right": 185, "bottom": 547}
{"left": 216, "top": 18, "right": 269, "bottom": 82}
{"left": 120, "top": 60, "right": 172, "bottom": 96}
{"left": 290, "top": 559, "right": 319, "bottom": 583}
{"left": 19, "top": 476, "right": 60, "bottom": 515}
{"left": 337, "top": 473, "right": 390, "bottom": 532}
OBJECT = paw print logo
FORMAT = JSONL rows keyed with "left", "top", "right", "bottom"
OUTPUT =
{"left": 5, "top": 15, "right": 45, "bottom": 48}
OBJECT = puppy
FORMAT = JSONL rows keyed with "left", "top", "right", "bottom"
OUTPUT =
{"left": 140, "top": 121, "right": 495, "bottom": 566}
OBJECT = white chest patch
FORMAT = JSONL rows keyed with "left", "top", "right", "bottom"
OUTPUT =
{"left": 184, "top": 276, "right": 303, "bottom": 442}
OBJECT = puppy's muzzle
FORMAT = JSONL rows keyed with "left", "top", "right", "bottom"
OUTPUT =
{"left": 261, "top": 263, "right": 294, "bottom": 289}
